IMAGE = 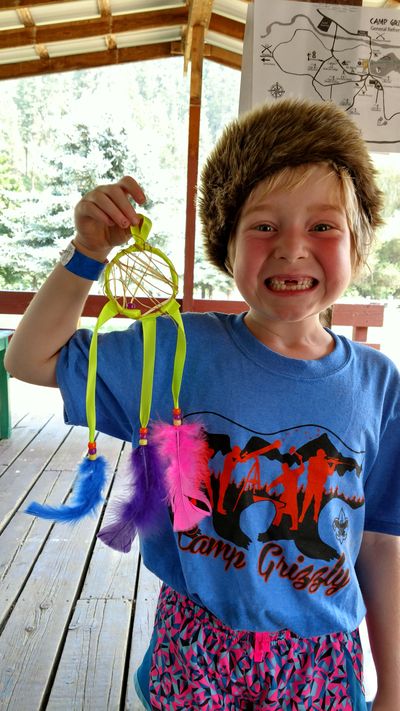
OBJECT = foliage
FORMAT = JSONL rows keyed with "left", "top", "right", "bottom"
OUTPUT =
{"left": 374, "top": 157, "right": 400, "bottom": 219}
{"left": 344, "top": 155, "right": 400, "bottom": 299}
{"left": 0, "top": 148, "right": 23, "bottom": 240}
{"left": 0, "top": 61, "right": 190, "bottom": 290}
{"left": 352, "top": 236, "right": 400, "bottom": 299}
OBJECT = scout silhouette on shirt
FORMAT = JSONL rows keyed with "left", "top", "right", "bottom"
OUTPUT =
{"left": 266, "top": 447, "right": 305, "bottom": 531}
{"left": 299, "top": 448, "right": 338, "bottom": 523}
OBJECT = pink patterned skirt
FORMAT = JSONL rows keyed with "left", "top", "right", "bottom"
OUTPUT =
{"left": 148, "top": 585, "right": 367, "bottom": 710}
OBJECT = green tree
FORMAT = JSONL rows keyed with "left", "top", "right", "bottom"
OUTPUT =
{"left": 376, "top": 238, "right": 400, "bottom": 265}
{"left": 0, "top": 148, "right": 23, "bottom": 238}
{"left": 352, "top": 238, "right": 400, "bottom": 299}
{"left": 375, "top": 166, "right": 400, "bottom": 219}
{"left": 49, "top": 123, "right": 134, "bottom": 196}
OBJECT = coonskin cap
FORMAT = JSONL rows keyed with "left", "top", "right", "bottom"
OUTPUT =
{"left": 198, "top": 98, "right": 384, "bottom": 274}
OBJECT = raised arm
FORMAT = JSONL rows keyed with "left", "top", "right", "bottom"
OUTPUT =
{"left": 5, "top": 176, "right": 145, "bottom": 387}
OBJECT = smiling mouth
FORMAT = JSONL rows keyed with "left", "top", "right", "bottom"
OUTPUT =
{"left": 266, "top": 277, "right": 318, "bottom": 292}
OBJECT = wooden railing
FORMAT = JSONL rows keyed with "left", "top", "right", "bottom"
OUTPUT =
{"left": 0, "top": 292, "right": 384, "bottom": 348}
{"left": 194, "top": 300, "right": 384, "bottom": 349}
{"left": 0, "top": 292, "right": 386, "bottom": 440}
{"left": 329, "top": 303, "right": 384, "bottom": 349}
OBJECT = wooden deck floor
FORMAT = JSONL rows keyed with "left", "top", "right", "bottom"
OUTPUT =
{"left": 0, "top": 379, "right": 160, "bottom": 711}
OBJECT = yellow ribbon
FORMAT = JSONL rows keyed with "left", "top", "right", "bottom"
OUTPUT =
{"left": 85, "top": 215, "right": 186, "bottom": 448}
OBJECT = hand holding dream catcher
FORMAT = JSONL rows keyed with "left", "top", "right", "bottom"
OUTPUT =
{"left": 26, "top": 216, "right": 211, "bottom": 551}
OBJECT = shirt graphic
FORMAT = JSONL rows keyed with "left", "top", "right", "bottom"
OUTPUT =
{"left": 179, "top": 414, "right": 365, "bottom": 601}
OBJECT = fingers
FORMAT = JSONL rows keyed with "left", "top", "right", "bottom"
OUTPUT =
{"left": 78, "top": 176, "right": 146, "bottom": 230}
{"left": 73, "top": 176, "right": 148, "bottom": 253}
{"left": 117, "top": 176, "right": 146, "bottom": 206}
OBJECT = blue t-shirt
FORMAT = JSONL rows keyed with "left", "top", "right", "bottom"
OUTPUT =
{"left": 57, "top": 312, "right": 400, "bottom": 639}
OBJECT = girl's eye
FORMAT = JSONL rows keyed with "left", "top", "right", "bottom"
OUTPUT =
{"left": 312, "top": 223, "right": 332, "bottom": 232}
{"left": 255, "top": 224, "right": 274, "bottom": 232}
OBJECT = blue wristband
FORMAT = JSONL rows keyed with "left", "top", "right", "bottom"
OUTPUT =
{"left": 60, "top": 242, "right": 107, "bottom": 281}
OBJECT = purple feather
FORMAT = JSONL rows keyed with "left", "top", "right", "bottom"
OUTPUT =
{"left": 25, "top": 456, "right": 107, "bottom": 522}
{"left": 97, "top": 442, "right": 167, "bottom": 553}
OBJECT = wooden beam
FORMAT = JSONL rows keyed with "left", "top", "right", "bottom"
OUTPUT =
{"left": 97, "top": 0, "right": 111, "bottom": 19}
{"left": 0, "top": 0, "right": 75, "bottom": 7}
{"left": 183, "top": 24, "right": 205, "bottom": 311}
{"left": 153, "top": 39, "right": 242, "bottom": 71}
{"left": 209, "top": 13, "right": 245, "bottom": 41}
{"left": 34, "top": 43, "right": 50, "bottom": 60}
{"left": 189, "top": 24, "right": 204, "bottom": 102}
{"left": 184, "top": 0, "right": 213, "bottom": 73}
{"left": 171, "top": 37, "right": 242, "bottom": 71}
{"left": 204, "top": 44, "right": 241, "bottom": 70}
{"left": 15, "top": 7, "right": 34, "bottom": 27}
{"left": 0, "top": 43, "right": 175, "bottom": 81}
{"left": 105, "top": 34, "right": 118, "bottom": 51}
{"left": 0, "top": 7, "right": 188, "bottom": 50}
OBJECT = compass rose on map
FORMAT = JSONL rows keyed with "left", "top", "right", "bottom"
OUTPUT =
{"left": 269, "top": 82, "right": 285, "bottom": 99}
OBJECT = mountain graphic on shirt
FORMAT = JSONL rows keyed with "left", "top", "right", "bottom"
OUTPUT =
{"left": 203, "top": 427, "right": 363, "bottom": 562}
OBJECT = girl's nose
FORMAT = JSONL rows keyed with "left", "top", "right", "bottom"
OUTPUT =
{"left": 272, "top": 228, "right": 308, "bottom": 262}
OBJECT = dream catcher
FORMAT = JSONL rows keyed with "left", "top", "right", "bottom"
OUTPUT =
{"left": 26, "top": 216, "right": 211, "bottom": 551}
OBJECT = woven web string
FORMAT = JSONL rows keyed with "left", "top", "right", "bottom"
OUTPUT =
{"left": 107, "top": 246, "right": 176, "bottom": 316}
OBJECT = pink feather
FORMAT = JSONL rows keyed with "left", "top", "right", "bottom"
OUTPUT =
{"left": 151, "top": 421, "right": 211, "bottom": 531}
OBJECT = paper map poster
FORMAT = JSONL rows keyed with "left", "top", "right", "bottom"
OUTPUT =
{"left": 240, "top": 0, "right": 400, "bottom": 151}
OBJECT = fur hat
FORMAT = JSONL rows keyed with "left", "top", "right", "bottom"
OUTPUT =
{"left": 198, "top": 98, "right": 384, "bottom": 274}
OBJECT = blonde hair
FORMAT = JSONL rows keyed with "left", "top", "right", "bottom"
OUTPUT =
{"left": 226, "top": 162, "right": 374, "bottom": 277}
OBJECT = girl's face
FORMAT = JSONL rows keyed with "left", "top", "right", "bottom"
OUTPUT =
{"left": 231, "top": 165, "right": 353, "bottom": 347}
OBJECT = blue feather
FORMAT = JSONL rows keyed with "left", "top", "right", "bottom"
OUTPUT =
{"left": 25, "top": 456, "right": 107, "bottom": 522}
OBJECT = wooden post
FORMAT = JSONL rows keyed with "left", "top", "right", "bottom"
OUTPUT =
{"left": 183, "top": 24, "right": 205, "bottom": 312}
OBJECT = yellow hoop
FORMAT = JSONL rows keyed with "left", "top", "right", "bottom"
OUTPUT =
{"left": 103, "top": 215, "right": 179, "bottom": 319}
